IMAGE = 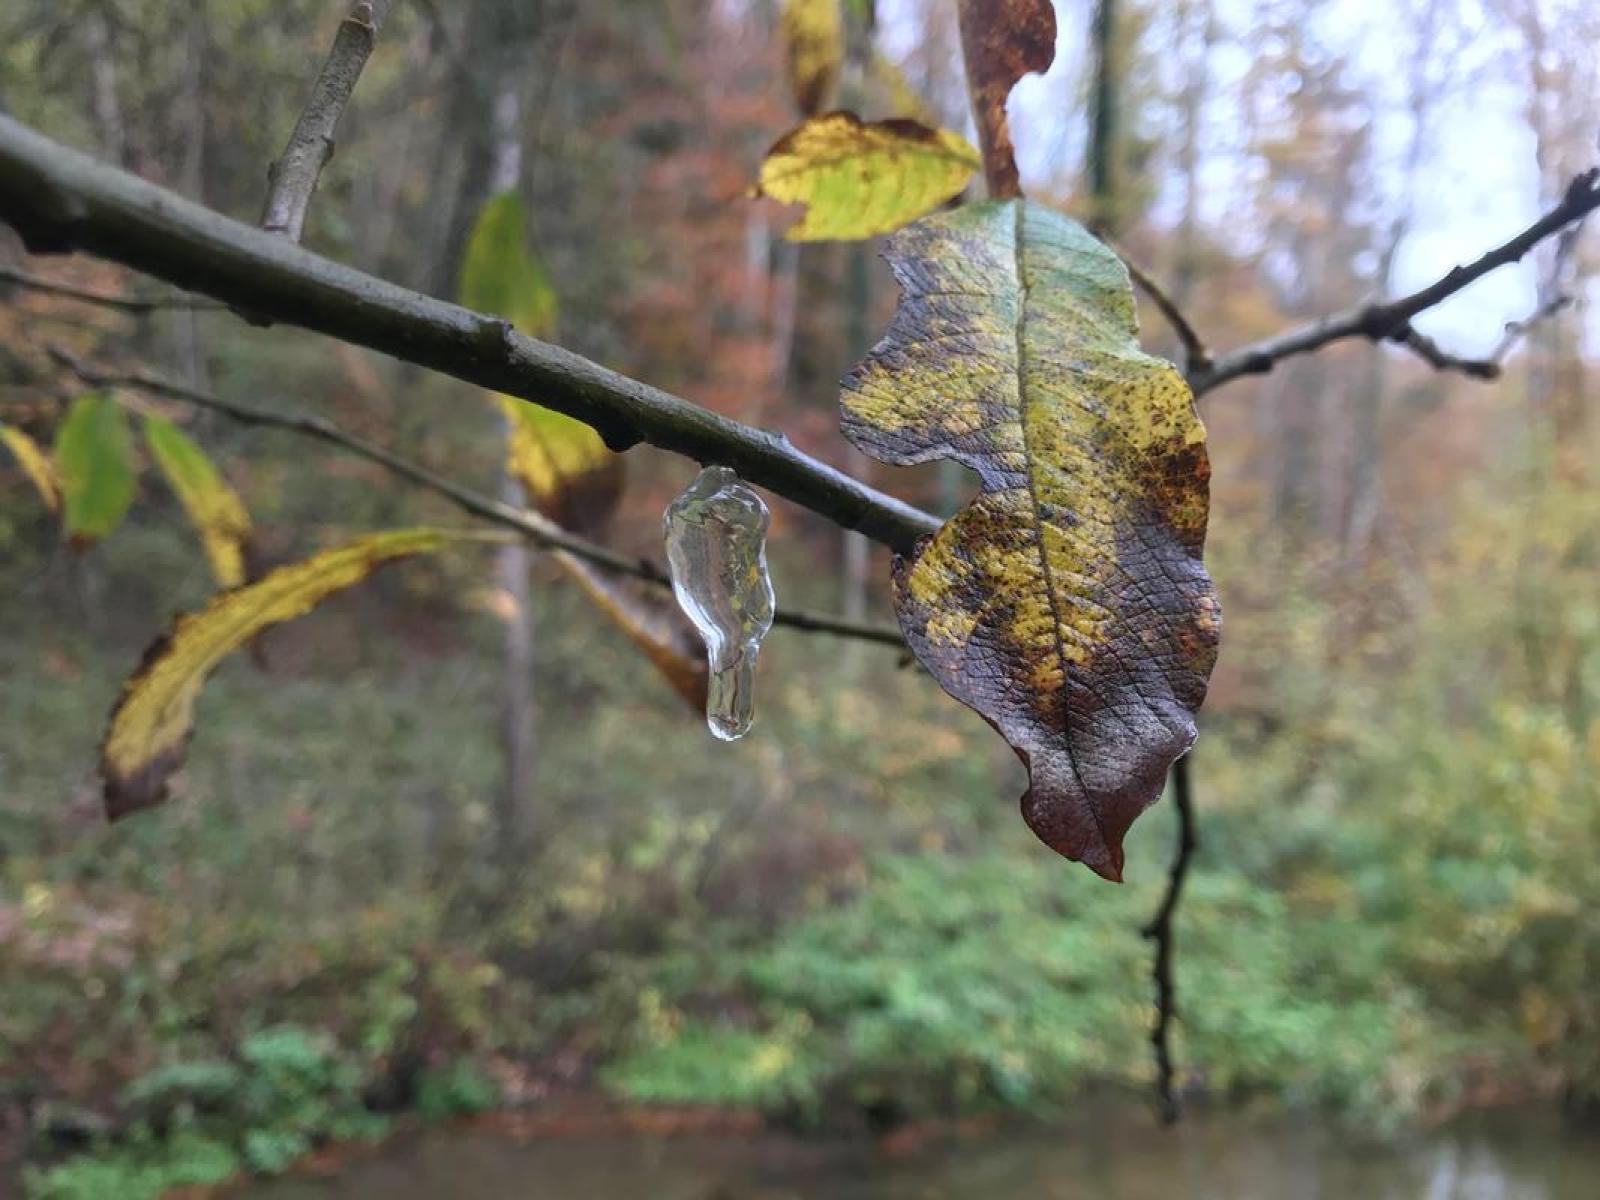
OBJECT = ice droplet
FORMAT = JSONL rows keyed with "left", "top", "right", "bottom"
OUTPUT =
{"left": 663, "top": 466, "right": 776, "bottom": 741}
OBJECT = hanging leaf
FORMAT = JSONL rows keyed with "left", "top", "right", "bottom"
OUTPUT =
{"left": 841, "top": 200, "right": 1220, "bottom": 881}
{"left": 780, "top": 0, "right": 843, "bottom": 116}
{"left": 956, "top": 0, "right": 1057, "bottom": 197}
{"left": 556, "top": 552, "right": 707, "bottom": 712}
{"left": 1, "top": 424, "right": 62, "bottom": 512}
{"left": 102, "top": 528, "right": 469, "bottom": 818}
{"left": 458, "top": 191, "right": 557, "bottom": 335}
{"left": 497, "top": 396, "right": 623, "bottom": 534}
{"left": 143, "top": 416, "right": 254, "bottom": 588}
{"left": 459, "top": 191, "right": 624, "bottom": 532}
{"left": 754, "top": 112, "right": 980, "bottom": 241}
{"left": 54, "top": 393, "right": 136, "bottom": 549}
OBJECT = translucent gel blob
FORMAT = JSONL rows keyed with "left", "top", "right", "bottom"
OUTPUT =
{"left": 663, "top": 466, "right": 776, "bottom": 740}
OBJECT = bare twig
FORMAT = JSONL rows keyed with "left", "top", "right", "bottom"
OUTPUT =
{"left": 1191, "top": 167, "right": 1600, "bottom": 396}
{"left": 0, "top": 264, "right": 224, "bottom": 312}
{"left": 1109, "top": 243, "right": 1213, "bottom": 372}
{"left": 1141, "top": 753, "right": 1196, "bottom": 1125}
{"left": 46, "top": 346, "right": 908, "bottom": 649}
{"left": 260, "top": 0, "right": 394, "bottom": 242}
{"left": 0, "top": 115, "right": 940, "bottom": 554}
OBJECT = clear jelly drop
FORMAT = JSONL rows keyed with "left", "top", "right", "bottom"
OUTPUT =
{"left": 663, "top": 466, "right": 776, "bottom": 741}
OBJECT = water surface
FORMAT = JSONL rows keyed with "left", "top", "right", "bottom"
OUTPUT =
{"left": 249, "top": 1108, "right": 1598, "bottom": 1200}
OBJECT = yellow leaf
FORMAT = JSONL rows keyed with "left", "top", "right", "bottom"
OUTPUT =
{"left": 498, "top": 395, "right": 623, "bottom": 533}
{"left": 1, "top": 423, "right": 62, "bottom": 512}
{"left": 102, "top": 528, "right": 465, "bottom": 818}
{"left": 842, "top": 200, "right": 1219, "bottom": 881}
{"left": 143, "top": 416, "right": 254, "bottom": 588}
{"left": 780, "top": 0, "right": 842, "bottom": 116}
{"left": 556, "top": 552, "right": 707, "bottom": 712}
{"left": 755, "top": 112, "right": 980, "bottom": 241}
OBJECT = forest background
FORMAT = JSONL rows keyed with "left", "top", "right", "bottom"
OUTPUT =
{"left": 1, "top": 0, "right": 1598, "bottom": 1195}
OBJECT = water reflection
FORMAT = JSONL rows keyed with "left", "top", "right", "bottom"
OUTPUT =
{"left": 250, "top": 1109, "right": 1598, "bottom": 1200}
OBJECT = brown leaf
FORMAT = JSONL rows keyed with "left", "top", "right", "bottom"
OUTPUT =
{"left": 556, "top": 553, "right": 707, "bottom": 712}
{"left": 955, "top": 0, "right": 1057, "bottom": 198}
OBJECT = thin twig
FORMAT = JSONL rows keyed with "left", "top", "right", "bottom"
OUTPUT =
{"left": 260, "top": 0, "right": 394, "bottom": 241}
{"left": 46, "top": 346, "right": 908, "bottom": 649}
{"left": 1191, "top": 167, "right": 1600, "bottom": 395}
{"left": 1141, "top": 753, "right": 1196, "bottom": 1125}
{"left": 0, "top": 264, "right": 224, "bottom": 312}
{"left": 1107, "top": 241, "right": 1212, "bottom": 372}
{"left": 0, "top": 115, "right": 941, "bottom": 554}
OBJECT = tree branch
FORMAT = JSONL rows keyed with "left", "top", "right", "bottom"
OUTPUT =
{"left": 0, "top": 264, "right": 225, "bottom": 312}
{"left": 45, "top": 346, "right": 908, "bottom": 649}
{"left": 260, "top": 0, "right": 394, "bottom": 242}
{"left": 1190, "top": 167, "right": 1600, "bottom": 396}
{"left": 1107, "top": 242, "right": 1212, "bottom": 372}
{"left": 1142, "top": 753, "right": 1196, "bottom": 1125}
{"left": 0, "top": 115, "right": 941, "bottom": 554}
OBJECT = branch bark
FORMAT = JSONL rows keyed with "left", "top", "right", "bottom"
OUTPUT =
{"left": 45, "top": 346, "right": 908, "bottom": 650}
{"left": 0, "top": 115, "right": 940, "bottom": 554}
{"left": 261, "top": 0, "right": 394, "bottom": 242}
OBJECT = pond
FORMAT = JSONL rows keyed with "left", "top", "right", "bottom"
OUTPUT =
{"left": 247, "top": 1106, "right": 1597, "bottom": 1200}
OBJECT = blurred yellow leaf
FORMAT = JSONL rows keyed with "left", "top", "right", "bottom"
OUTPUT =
{"left": 755, "top": 112, "right": 979, "bottom": 241}
{"left": 1, "top": 423, "right": 61, "bottom": 512}
{"left": 498, "top": 395, "right": 622, "bottom": 533}
{"left": 143, "top": 415, "right": 254, "bottom": 588}
{"left": 102, "top": 528, "right": 468, "bottom": 819}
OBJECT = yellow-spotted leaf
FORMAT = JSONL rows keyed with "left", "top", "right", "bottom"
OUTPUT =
{"left": 144, "top": 416, "right": 254, "bottom": 588}
{"left": 498, "top": 395, "right": 623, "bottom": 534}
{"left": 755, "top": 112, "right": 980, "bottom": 241}
{"left": 102, "top": 528, "right": 467, "bottom": 818}
{"left": 780, "top": 0, "right": 842, "bottom": 116}
{"left": 1, "top": 424, "right": 61, "bottom": 512}
{"left": 556, "top": 552, "right": 707, "bottom": 712}
{"left": 54, "top": 393, "right": 136, "bottom": 548}
{"left": 842, "top": 200, "right": 1220, "bottom": 881}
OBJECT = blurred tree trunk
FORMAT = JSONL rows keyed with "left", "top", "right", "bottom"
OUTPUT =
{"left": 433, "top": 0, "right": 542, "bottom": 871}
{"left": 1087, "top": 0, "right": 1120, "bottom": 235}
{"left": 1171, "top": 0, "right": 1213, "bottom": 309}
{"left": 173, "top": 9, "right": 209, "bottom": 392}
{"left": 83, "top": 6, "right": 126, "bottom": 166}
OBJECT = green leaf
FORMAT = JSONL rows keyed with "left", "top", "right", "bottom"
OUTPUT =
{"left": 101, "top": 528, "right": 481, "bottom": 819}
{"left": 143, "top": 416, "right": 254, "bottom": 588}
{"left": 457, "top": 191, "right": 556, "bottom": 336}
{"left": 53, "top": 393, "right": 136, "bottom": 548}
{"left": 841, "top": 200, "right": 1220, "bottom": 880}
{"left": 754, "top": 112, "right": 980, "bottom": 241}
{"left": 1, "top": 423, "right": 61, "bottom": 512}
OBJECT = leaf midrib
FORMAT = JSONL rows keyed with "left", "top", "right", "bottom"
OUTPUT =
{"left": 1008, "top": 200, "right": 1109, "bottom": 852}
